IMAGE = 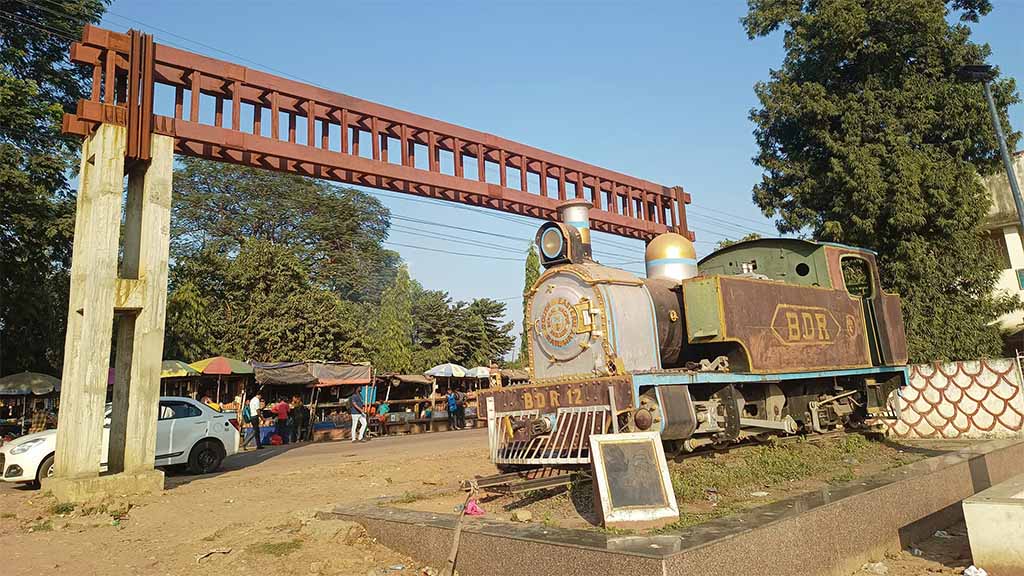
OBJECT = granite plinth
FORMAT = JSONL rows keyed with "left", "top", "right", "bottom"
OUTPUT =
{"left": 42, "top": 469, "right": 164, "bottom": 504}
{"left": 963, "top": 472, "right": 1024, "bottom": 575}
{"left": 324, "top": 438, "right": 1024, "bottom": 576}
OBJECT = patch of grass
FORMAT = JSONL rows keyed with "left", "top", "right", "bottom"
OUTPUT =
{"left": 394, "top": 491, "right": 423, "bottom": 504}
{"left": 597, "top": 525, "right": 634, "bottom": 535}
{"left": 245, "top": 539, "right": 302, "bottom": 556}
{"left": 541, "top": 511, "right": 558, "bottom": 528}
{"left": 1, "top": 512, "right": 16, "bottom": 519}
{"left": 670, "top": 434, "right": 878, "bottom": 502}
{"left": 30, "top": 519, "right": 53, "bottom": 532}
{"left": 49, "top": 502, "right": 75, "bottom": 515}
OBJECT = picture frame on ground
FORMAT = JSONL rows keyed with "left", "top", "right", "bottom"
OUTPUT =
{"left": 589, "top": 431, "right": 679, "bottom": 530}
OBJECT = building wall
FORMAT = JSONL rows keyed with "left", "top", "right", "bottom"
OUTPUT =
{"left": 984, "top": 152, "right": 1024, "bottom": 331}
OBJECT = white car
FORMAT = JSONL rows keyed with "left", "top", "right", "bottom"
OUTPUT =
{"left": 1, "top": 396, "right": 239, "bottom": 487}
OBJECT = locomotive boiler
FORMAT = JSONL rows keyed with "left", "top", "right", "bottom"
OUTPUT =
{"left": 480, "top": 200, "right": 909, "bottom": 468}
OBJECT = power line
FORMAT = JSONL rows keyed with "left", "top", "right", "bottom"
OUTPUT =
{"left": 383, "top": 241, "right": 523, "bottom": 262}
{"left": 389, "top": 224, "right": 527, "bottom": 255}
{"left": 0, "top": 10, "right": 80, "bottom": 43}
{"left": 689, "top": 203, "right": 778, "bottom": 229}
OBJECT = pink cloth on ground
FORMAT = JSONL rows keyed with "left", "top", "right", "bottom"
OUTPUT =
{"left": 465, "top": 499, "right": 485, "bottom": 516}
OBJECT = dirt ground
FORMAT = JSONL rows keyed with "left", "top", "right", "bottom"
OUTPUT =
{"left": 0, "top": 429, "right": 495, "bottom": 576}
{"left": 0, "top": 430, "right": 986, "bottom": 576}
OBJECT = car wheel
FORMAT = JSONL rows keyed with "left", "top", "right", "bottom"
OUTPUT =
{"left": 187, "top": 440, "right": 224, "bottom": 475}
{"left": 33, "top": 454, "right": 55, "bottom": 489}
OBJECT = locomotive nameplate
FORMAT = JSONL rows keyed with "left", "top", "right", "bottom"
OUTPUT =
{"left": 770, "top": 304, "right": 843, "bottom": 346}
{"left": 479, "top": 377, "right": 634, "bottom": 413}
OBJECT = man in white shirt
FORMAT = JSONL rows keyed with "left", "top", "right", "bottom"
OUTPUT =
{"left": 248, "top": 393, "right": 264, "bottom": 450}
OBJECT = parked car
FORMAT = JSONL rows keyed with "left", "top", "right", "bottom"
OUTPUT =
{"left": 0, "top": 396, "right": 239, "bottom": 487}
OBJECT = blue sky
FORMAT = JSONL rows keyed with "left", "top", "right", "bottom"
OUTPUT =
{"left": 101, "top": 1, "right": 1024, "bottom": 360}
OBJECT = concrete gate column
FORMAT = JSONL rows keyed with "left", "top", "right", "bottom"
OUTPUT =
{"left": 44, "top": 125, "right": 173, "bottom": 503}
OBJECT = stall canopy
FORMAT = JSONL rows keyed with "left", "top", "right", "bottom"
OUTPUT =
{"left": 465, "top": 366, "right": 490, "bottom": 378}
{"left": 425, "top": 363, "right": 467, "bottom": 378}
{"left": 253, "top": 362, "right": 372, "bottom": 388}
{"left": 253, "top": 362, "right": 317, "bottom": 386}
{"left": 308, "top": 362, "right": 372, "bottom": 387}
{"left": 0, "top": 372, "right": 61, "bottom": 396}
{"left": 190, "top": 356, "right": 254, "bottom": 375}
{"left": 161, "top": 360, "right": 200, "bottom": 378}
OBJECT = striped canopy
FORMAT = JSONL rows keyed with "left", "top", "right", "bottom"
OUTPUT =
{"left": 189, "top": 356, "right": 254, "bottom": 375}
{"left": 161, "top": 360, "right": 200, "bottom": 378}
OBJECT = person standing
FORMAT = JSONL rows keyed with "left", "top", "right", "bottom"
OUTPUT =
{"left": 455, "top": 388, "right": 467, "bottom": 430}
{"left": 290, "top": 395, "right": 309, "bottom": 443}
{"left": 28, "top": 401, "right": 50, "bottom": 434}
{"left": 245, "top": 393, "right": 264, "bottom": 449}
{"left": 349, "top": 389, "right": 367, "bottom": 442}
{"left": 272, "top": 397, "right": 290, "bottom": 444}
{"left": 446, "top": 388, "right": 458, "bottom": 430}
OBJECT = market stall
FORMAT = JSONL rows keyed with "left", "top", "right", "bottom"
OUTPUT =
{"left": 374, "top": 373, "right": 438, "bottom": 435}
{"left": 0, "top": 372, "right": 61, "bottom": 439}
{"left": 250, "top": 361, "right": 374, "bottom": 442}
{"left": 158, "top": 360, "right": 201, "bottom": 397}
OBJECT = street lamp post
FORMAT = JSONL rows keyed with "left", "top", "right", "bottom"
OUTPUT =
{"left": 957, "top": 64, "right": 1024, "bottom": 234}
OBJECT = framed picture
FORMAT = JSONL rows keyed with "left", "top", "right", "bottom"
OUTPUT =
{"left": 589, "top": 431, "right": 679, "bottom": 529}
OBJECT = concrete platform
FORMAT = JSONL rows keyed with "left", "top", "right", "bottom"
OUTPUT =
{"left": 42, "top": 469, "right": 164, "bottom": 504}
{"left": 323, "top": 438, "right": 1024, "bottom": 576}
{"left": 964, "top": 472, "right": 1024, "bottom": 575}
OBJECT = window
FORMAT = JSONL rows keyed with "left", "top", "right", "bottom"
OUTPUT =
{"left": 841, "top": 257, "right": 873, "bottom": 298}
{"left": 158, "top": 401, "right": 202, "bottom": 420}
{"left": 989, "top": 230, "right": 1012, "bottom": 270}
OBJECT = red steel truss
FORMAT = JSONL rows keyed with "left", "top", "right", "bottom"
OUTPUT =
{"left": 62, "top": 25, "right": 692, "bottom": 241}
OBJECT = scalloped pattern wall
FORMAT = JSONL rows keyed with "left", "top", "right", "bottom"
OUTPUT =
{"left": 881, "top": 358, "right": 1024, "bottom": 439}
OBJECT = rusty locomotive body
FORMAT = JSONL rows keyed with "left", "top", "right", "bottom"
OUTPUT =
{"left": 480, "top": 201, "right": 909, "bottom": 468}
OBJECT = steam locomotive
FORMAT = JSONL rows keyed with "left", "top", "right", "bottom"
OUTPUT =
{"left": 480, "top": 200, "right": 909, "bottom": 467}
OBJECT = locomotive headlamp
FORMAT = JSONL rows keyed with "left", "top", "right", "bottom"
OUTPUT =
{"left": 540, "top": 226, "right": 564, "bottom": 260}
{"left": 535, "top": 222, "right": 585, "bottom": 268}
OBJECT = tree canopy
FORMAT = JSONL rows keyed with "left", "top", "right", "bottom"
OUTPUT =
{"left": 172, "top": 157, "right": 400, "bottom": 303}
{"left": 0, "top": 0, "right": 107, "bottom": 375}
{"left": 165, "top": 159, "right": 517, "bottom": 371}
{"left": 744, "top": 0, "right": 1020, "bottom": 361}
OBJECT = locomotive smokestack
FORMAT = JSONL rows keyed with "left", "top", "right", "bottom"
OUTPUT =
{"left": 645, "top": 232, "right": 697, "bottom": 282}
{"left": 557, "top": 199, "right": 592, "bottom": 258}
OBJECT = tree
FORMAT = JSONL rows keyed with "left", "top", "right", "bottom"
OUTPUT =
{"left": 715, "top": 233, "right": 762, "bottom": 251}
{"left": 371, "top": 265, "right": 414, "bottom": 373}
{"left": 518, "top": 245, "right": 541, "bottom": 363}
{"left": 410, "top": 286, "right": 455, "bottom": 371}
{"left": 744, "top": 0, "right": 1019, "bottom": 362}
{"left": 172, "top": 157, "right": 400, "bottom": 302}
{"left": 165, "top": 240, "right": 373, "bottom": 362}
{"left": 468, "top": 298, "right": 515, "bottom": 365}
{"left": 0, "top": 0, "right": 107, "bottom": 375}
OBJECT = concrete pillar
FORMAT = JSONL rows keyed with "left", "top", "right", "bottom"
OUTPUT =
{"left": 45, "top": 126, "right": 172, "bottom": 502}
{"left": 1003, "top": 225, "right": 1024, "bottom": 270}
{"left": 51, "top": 123, "right": 126, "bottom": 481}
{"left": 108, "top": 133, "right": 174, "bottom": 474}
